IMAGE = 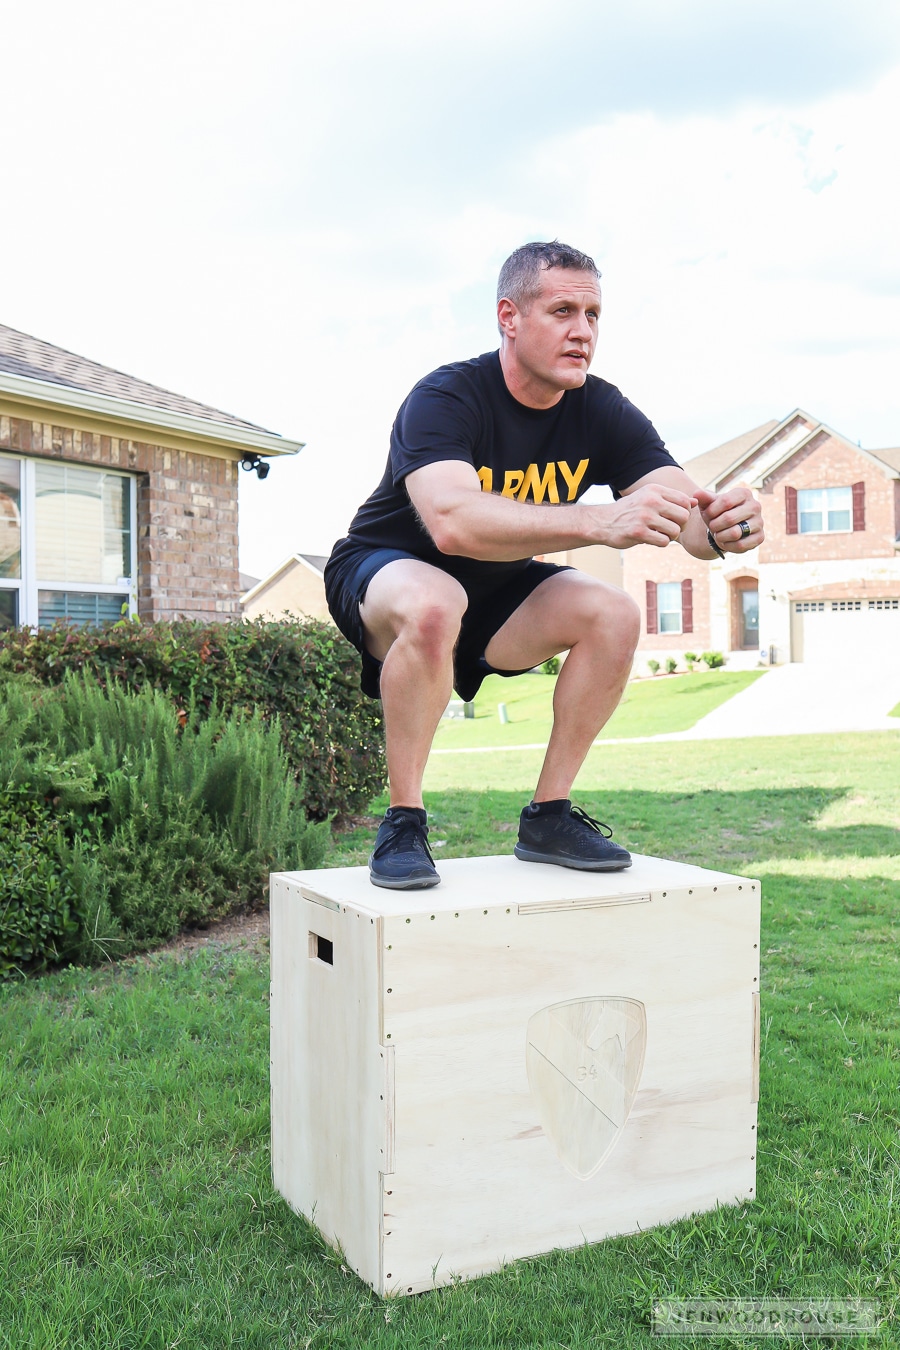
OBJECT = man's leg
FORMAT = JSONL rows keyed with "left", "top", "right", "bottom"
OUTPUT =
{"left": 484, "top": 571, "right": 640, "bottom": 799}
{"left": 360, "top": 558, "right": 468, "bottom": 809}
{"left": 483, "top": 571, "right": 639, "bottom": 871}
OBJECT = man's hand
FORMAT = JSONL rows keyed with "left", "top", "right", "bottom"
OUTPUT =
{"left": 695, "top": 483, "right": 765, "bottom": 553}
{"left": 600, "top": 483, "right": 696, "bottom": 549}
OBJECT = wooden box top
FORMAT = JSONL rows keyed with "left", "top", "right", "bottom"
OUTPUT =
{"left": 272, "top": 853, "right": 759, "bottom": 919}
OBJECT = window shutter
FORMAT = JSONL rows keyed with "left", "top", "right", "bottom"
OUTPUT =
{"left": 681, "top": 578, "right": 693, "bottom": 634}
{"left": 645, "top": 580, "right": 658, "bottom": 635}
{"left": 785, "top": 485, "right": 798, "bottom": 534}
{"left": 852, "top": 481, "right": 866, "bottom": 531}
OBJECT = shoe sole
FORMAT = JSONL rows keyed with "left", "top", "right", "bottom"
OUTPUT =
{"left": 513, "top": 844, "right": 632, "bottom": 871}
{"left": 369, "top": 870, "right": 441, "bottom": 890}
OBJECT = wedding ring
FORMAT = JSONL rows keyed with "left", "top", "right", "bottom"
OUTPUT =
{"left": 738, "top": 520, "right": 751, "bottom": 540}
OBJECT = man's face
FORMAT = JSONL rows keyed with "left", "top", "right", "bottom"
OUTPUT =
{"left": 502, "top": 267, "right": 601, "bottom": 399}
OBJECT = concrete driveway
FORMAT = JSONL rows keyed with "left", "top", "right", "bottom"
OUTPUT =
{"left": 670, "top": 662, "right": 900, "bottom": 741}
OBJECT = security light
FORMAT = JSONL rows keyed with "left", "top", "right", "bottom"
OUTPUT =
{"left": 240, "top": 453, "right": 270, "bottom": 480}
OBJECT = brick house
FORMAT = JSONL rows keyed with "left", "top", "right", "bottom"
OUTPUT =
{"left": 622, "top": 410, "right": 900, "bottom": 668}
{"left": 0, "top": 324, "right": 301, "bottom": 630}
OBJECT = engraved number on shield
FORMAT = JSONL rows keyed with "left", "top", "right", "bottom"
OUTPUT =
{"left": 526, "top": 996, "right": 647, "bottom": 1180}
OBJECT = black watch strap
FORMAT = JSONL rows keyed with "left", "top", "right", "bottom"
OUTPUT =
{"left": 707, "top": 528, "right": 726, "bottom": 560}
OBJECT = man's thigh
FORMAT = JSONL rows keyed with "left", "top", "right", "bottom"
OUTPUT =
{"left": 483, "top": 571, "right": 633, "bottom": 672}
{"left": 360, "top": 558, "right": 468, "bottom": 662}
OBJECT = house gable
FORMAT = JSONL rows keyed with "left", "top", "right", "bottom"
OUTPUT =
{"left": 757, "top": 431, "right": 896, "bottom": 565}
{"left": 681, "top": 418, "right": 780, "bottom": 488}
{"left": 242, "top": 554, "right": 331, "bottom": 623}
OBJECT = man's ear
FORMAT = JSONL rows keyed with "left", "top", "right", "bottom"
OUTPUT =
{"left": 497, "top": 297, "right": 518, "bottom": 339}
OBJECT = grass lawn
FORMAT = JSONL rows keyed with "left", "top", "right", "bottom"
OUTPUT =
{"left": 2, "top": 733, "right": 899, "bottom": 1347}
{"left": 433, "top": 669, "right": 765, "bottom": 750}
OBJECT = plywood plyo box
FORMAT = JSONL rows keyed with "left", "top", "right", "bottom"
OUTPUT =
{"left": 270, "top": 854, "right": 761, "bottom": 1297}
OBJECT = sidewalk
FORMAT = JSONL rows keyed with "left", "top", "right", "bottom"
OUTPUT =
{"left": 430, "top": 664, "right": 900, "bottom": 754}
{"left": 675, "top": 662, "right": 900, "bottom": 740}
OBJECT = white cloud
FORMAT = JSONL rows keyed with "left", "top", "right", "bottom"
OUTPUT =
{"left": 2, "top": 2, "right": 900, "bottom": 575}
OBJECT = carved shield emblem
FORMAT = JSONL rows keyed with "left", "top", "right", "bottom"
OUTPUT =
{"left": 526, "top": 997, "right": 647, "bottom": 1179}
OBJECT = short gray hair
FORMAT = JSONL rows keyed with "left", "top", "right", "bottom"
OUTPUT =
{"left": 497, "top": 240, "right": 601, "bottom": 309}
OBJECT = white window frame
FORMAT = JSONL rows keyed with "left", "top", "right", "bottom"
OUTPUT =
{"left": 0, "top": 454, "right": 137, "bottom": 629}
{"left": 657, "top": 581, "right": 683, "bottom": 634}
{"left": 797, "top": 485, "right": 853, "bottom": 535}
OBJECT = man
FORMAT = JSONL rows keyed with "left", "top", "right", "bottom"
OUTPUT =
{"left": 325, "top": 241, "right": 763, "bottom": 890}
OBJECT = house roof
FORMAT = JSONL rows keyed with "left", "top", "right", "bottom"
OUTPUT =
{"left": 0, "top": 322, "right": 303, "bottom": 457}
{"left": 298, "top": 553, "right": 329, "bottom": 574}
{"left": 871, "top": 446, "right": 900, "bottom": 472}
{"left": 684, "top": 414, "right": 900, "bottom": 489}
{"left": 681, "top": 420, "right": 781, "bottom": 487}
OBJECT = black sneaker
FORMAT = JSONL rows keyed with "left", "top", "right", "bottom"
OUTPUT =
{"left": 368, "top": 807, "right": 441, "bottom": 889}
{"left": 514, "top": 800, "right": 632, "bottom": 871}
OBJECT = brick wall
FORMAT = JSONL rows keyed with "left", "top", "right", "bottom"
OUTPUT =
{"left": 622, "top": 546, "right": 712, "bottom": 652}
{"left": 0, "top": 413, "right": 240, "bottom": 621}
{"left": 759, "top": 434, "right": 894, "bottom": 564}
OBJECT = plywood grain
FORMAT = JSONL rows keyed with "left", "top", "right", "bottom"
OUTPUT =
{"left": 270, "top": 855, "right": 761, "bottom": 1296}
{"left": 270, "top": 881, "right": 387, "bottom": 1290}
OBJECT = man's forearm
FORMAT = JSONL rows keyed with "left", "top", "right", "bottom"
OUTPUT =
{"left": 407, "top": 462, "right": 697, "bottom": 558}
{"left": 426, "top": 491, "right": 613, "bottom": 561}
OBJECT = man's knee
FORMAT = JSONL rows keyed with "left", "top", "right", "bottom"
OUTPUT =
{"left": 362, "top": 562, "right": 467, "bottom": 662}
{"left": 578, "top": 582, "right": 641, "bottom": 653}
{"left": 403, "top": 585, "right": 467, "bottom": 652}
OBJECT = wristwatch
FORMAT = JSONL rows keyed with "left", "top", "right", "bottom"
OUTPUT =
{"left": 707, "top": 528, "right": 726, "bottom": 560}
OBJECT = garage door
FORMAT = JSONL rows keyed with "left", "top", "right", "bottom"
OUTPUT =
{"left": 792, "top": 597, "right": 900, "bottom": 664}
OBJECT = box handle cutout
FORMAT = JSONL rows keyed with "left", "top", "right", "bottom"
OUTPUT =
{"left": 309, "top": 932, "right": 334, "bottom": 965}
{"left": 519, "top": 893, "right": 651, "bottom": 914}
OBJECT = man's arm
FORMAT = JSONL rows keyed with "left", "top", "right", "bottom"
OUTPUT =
{"left": 621, "top": 466, "right": 765, "bottom": 558}
{"left": 404, "top": 459, "right": 697, "bottom": 561}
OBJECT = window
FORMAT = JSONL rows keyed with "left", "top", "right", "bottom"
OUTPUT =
{"left": 646, "top": 579, "right": 693, "bottom": 635}
{"left": 0, "top": 457, "right": 21, "bottom": 629}
{"left": 0, "top": 455, "right": 135, "bottom": 629}
{"left": 741, "top": 589, "right": 759, "bottom": 647}
{"left": 657, "top": 582, "right": 683, "bottom": 633}
{"left": 797, "top": 486, "right": 852, "bottom": 533}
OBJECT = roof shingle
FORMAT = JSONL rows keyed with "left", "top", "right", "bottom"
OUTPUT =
{"left": 0, "top": 322, "right": 277, "bottom": 434}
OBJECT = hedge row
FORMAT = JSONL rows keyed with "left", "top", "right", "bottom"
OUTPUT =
{"left": 0, "top": 617, "right": 386, "bottom": 821}
{"left": 0, "top": 671, "right": 329, "bottom": 976}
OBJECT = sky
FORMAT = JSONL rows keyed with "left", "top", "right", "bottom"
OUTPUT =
{"left": 3, "top": 0, "right": 900, "bottom": 580}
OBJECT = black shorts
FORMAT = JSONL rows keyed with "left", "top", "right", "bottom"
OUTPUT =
{"left": 324, "top": 543, "right": 571, "bottom": 702}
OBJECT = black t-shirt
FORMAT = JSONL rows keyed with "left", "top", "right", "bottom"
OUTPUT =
{"left": 332, "top": 350, "right": 678, "bottom": 586}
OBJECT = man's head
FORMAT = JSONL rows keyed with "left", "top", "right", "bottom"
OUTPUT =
{"left": 497, "top": 241, "right": 601, "bottom": 312}
{"left": 496, "top": 241, "right": 603, "bottom": 407}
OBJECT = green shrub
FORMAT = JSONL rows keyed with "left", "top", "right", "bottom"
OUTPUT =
{"left": 0, "top": 617, "right": 386, "bottom": 820}
{"left": 0, "top": 789, "right": 79, "bottom": 977}
{"left": 701, "top": 650, "right": 727, "bottom": 670}
{"left": 665, "top": 657, "right": 678, "bottom": 674}
{"left": 684, "top": 650, "right": 698, "bottom": 672}
{"left": 647, "top": 659, "right": 660, "bottom": 676}
{"left": 540, "top": 656, "right": 560, "bottom": 676}
{"left": 0, "top": 672, "right": 329, "bottom": 970}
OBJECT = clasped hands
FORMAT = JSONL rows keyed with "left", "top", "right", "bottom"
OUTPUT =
{"left": 694, "top": 484, "right": 764, "bottom": 554}
{"left": 613, "top": 480, "right": 764, "bottom": 554}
